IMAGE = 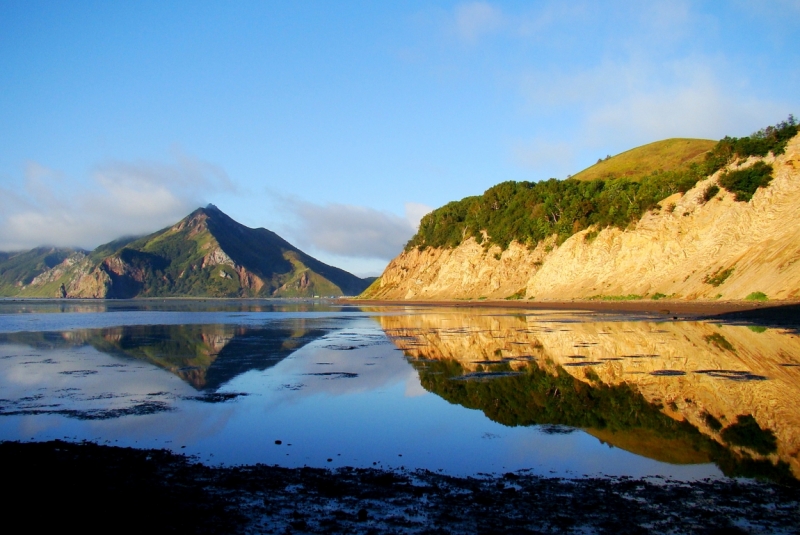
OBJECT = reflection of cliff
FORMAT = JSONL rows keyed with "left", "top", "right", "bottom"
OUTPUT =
{"left": 0, "top": 320, "right": 327, "bottom": 390}
{"left": 377, "top": 311, "right": 800, "bottom": 480}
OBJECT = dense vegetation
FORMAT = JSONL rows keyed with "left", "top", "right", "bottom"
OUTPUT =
{"left": 719, "top": 162, "right": 774, "bottom": 202}
{"left": 408, "top": 117, "right": 797, "bottom": 251}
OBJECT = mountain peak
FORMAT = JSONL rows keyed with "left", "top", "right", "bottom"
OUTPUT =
{"left": 0, "top": 205, "right": 371, "bottom": 298}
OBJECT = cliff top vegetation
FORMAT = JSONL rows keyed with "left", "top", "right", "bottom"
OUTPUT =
{"left": 407, "top": 117, "right": 798, "bottom": 252}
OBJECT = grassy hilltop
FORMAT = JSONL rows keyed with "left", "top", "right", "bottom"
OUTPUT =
{"left": 570, "top": 138, "right": 715, "bottom": 182}
{"left": 407, "top": 117, "right": 798, "bottom": 252}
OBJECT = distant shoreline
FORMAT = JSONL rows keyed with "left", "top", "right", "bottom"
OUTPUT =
{"left": 4, "top": 295, "right": 800, "bottom": 324}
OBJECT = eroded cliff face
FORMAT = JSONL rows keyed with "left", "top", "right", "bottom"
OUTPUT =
{"left": 366, "top": 134, "right": 800, "bottom": 301}
{"left": 376, "top": 311, "right": 800, "bottom": 477}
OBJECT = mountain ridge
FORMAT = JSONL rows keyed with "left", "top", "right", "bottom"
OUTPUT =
{"left": 0, "top": 205, "right": 371, "bottom": 298}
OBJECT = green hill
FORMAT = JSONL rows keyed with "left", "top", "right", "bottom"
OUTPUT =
{"left": 0, "top": 247, "right": 85, "bottom": 296}
{"left": 405, "top": 118, "right": 798, "bottom": 253}
{"left": 571, "top": 138, "right": 715, "bottom": 182}
{"left": 0, "top": 205, "right": 371, "bottom": 298}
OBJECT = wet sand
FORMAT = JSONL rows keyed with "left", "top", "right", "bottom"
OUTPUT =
{"left": 4, "top": 440, "right": 798, "bottom": 534}
{"left": 346, "top": 298, "right": 800, "bottom": 322}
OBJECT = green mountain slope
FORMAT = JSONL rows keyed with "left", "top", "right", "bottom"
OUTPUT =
{"left": 0, "top": 247, "right": 85, "bottom": 296}
{"left": 1, "top": 205, "right": 370, "bottom": 298}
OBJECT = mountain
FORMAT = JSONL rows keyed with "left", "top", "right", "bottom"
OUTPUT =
{"left": 363, "top": 119, "right": 800, "bottom": 301}
{"left": 0, "top": 247, "right": 87, "bottom": 297}
{"left": 0, "top": 205, "right": 371, "bottom": 298}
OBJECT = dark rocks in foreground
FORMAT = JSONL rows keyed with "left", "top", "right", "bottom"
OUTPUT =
{"left": 2, "top": 440, "right": 798, "bottom": 534}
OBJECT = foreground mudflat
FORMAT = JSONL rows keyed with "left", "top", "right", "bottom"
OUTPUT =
{"left": 4, "top": 440, "right": 798, "bottom": 534}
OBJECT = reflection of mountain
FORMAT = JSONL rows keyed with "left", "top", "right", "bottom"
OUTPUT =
{"left": 0, "top": 320, "right": 328, "bottom": 390}
{"left": 377, "top": 311, "right": 800, "bottom": 482}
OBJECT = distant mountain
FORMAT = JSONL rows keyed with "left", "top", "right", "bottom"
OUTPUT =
{"left": 0, "top": 205, "right": 372, "bottom": 298}
{"left": 0, "top": 247, "right": 87, "bottom": 296}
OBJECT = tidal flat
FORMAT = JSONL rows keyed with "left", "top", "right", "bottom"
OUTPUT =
{"left": 1, "top": 299, "right": 799, "bottom": 533}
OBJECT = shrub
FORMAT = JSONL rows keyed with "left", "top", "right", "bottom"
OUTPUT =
{"left": 651, "top": 292, "right": 668, "bottom": 300}
{"left": 703, "top": 412, "right": 723, "bottom": 432}
{"left": 745, "top": 291, "right": 768, "bottom": 301}
{"left": 719, "top": 162, "right": 774, "bottom": 202}
{"left": 505, "top": 288, "right": 526, "bottom": 300}
{"left": 704, "top": 267, "right": 734, "bottom": 287}
{"left": 720, "top": 414, "right": 777, "bottom": 455}
{"left": 584, "top": 368, "right": 600, "bottom": 382}
{"left": 704, "top": 333, "right": 735, "bottom": 352}
{"left": 702, "top": 184, "right": 720, "bottom": 203}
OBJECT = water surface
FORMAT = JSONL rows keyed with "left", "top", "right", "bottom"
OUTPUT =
{"left": 0, "top": 299, "right": 797, "bottom": 481}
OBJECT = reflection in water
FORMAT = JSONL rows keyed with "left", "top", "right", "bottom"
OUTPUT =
{"left": 2, "top": 305, "right": 799, "bottom": 480}
{"left": 378, "top": 311, "right": 800, "bottom": 482}
{"left": 0, "top": 298, "right": 356, "bottom": 315}
{"left": 0, "top": 320, "right": 328, "bottom": 390}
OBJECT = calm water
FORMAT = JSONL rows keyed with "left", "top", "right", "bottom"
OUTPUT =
{"left": 1, "top": 299, "right": 798, "bottom": 481}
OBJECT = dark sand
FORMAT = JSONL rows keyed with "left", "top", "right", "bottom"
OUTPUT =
{"left": 346, "top": 298, "right": 800, "bottom": 323}
{"left": 3, "top": 440, "right": 798, "bottom": 534}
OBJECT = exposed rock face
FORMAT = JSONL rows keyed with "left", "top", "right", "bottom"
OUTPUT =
{"left": 202, "top": 247, "right": 235, "bottom": 269}
{"left": 377, "top": 311, "right": 800, "bottom": 477}
{"left": 365, "top": 134, "right": 800, "bottom": 301}
{"left": 68, "top": 262, "right": 112, "bottom": 298}
{"left": 29, "top": 252, "right": 87, "bottom": 286}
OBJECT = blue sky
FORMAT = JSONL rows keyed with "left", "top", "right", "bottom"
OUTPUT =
{"left": 1, "top": 1, "right": 798, "bottom": 276}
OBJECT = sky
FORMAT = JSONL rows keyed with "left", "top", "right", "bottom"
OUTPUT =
{"left": 1, "top": 1, "right": 798, "bottom": 276}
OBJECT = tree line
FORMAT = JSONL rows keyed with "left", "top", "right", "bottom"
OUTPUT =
{"left": 408, "top": 117, "right": 797, "bottom": 251}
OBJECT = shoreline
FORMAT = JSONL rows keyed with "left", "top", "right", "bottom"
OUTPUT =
{"left": 3, "top": 295, "right": 799, "bottom": 323}
{"left": 4, "top": 439, "right": 798, "bottom": 534}
{"left": 344, "top": 297, "right": 800, "bottom": 320}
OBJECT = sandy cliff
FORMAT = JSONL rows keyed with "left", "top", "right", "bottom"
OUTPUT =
{"left": 366, "top": 134, "right": 800, "bottom": 301}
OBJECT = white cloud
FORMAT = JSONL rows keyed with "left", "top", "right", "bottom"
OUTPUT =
{"left": 278, "top": 199, "right": 427, "bottom": 261}
{"left": 518, "top": 54, "right": 790, "bottom": 154}
{"left": 585, "top": 76, "right": 786, "bottom": 144}
{"left": 404, "top": 202, "right": 433, "bottom": 230}
{"left": 0, "top": 151, "right": 233, "bottom": 251}
{"left": 453, "top": 2, "right": 504, "bottom": 43}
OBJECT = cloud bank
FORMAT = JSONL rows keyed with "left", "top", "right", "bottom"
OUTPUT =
{"left": 442, "top": 1, "right": 796, "bottom": 175}
{"left": 278, "top": 199, "right": 432, "bottom": 261}
{"left": 0, "top": 152, "right": 233, "bottom": 251}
